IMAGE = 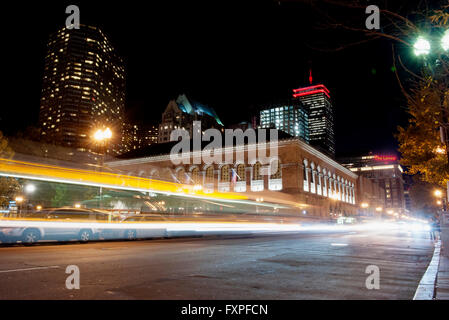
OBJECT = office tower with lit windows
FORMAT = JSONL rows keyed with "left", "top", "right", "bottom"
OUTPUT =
{"left": 121, "top": 123, "right": 159, "bottom": 153}
{"left": 339, "top": 154, "right": 406, "bottom": 215}
{"left": 259, "top": 100, "right": 309, "bottom": 142}
{"left": 292, "top": 84, "right": 335, "bottom": 157}
{"left": 39, "top": 25, "right": 125, "bottom": 154}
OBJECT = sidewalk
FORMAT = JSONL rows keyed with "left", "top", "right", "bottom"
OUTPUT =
{"left": 436, "top": 224, "right": 449, "bottom": 299}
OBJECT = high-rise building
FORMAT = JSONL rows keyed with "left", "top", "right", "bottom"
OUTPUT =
{"left": 121, "top": 123, "right": 158, "bottom": 153}
{"left": 39, "top": 25, "right": 125, "bottom": 154}
{"left": 259, "top": 100, "right": 309, "bottom": 142}
{"left": 292, "top": 84, "right": 335, "bottom": 157}
{"left": 158, "top": 94, "right": 223, "bottom": 143}
{"left": 339, "top": 154, "right": 406, "bottom": 215}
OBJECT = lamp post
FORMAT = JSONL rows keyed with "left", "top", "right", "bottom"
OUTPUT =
{"left": 15, "top": 196, "right": 24, "bottom": 216}
{"left": 93, "top": 127, "right": 112, "bottom": 209}
{"left": 413, "top": 30, "right": 449, "bottom": 164}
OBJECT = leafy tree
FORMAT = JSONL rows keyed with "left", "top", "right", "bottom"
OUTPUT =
{"left": 0, "top": 130, "right": 14, "bottom": 159}
{"left": 408, "top": 176, "right": 440, "bottom": 218}
{"left": 0, "top": 177, "right": 21, "bottom": 208}
{"left": 397, "top": 79, "right": 449, "bottom": 187}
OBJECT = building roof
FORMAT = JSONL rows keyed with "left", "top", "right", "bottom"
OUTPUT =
{"left": 116, "top": 129, "right": 294, "bottom": 159}
{"left": 176, "top": 94, "right": 223, "bottom": 126}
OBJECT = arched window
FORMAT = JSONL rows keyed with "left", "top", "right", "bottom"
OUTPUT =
{"left": 310, "top": 162, "right": 316, "bottom": 194}
{"left": 191, "top": 167, "right": 199, "bottom": 184}
{"left": 303, "top": 159, "right": 309, "bottom": 192}
{"left": 253, "top": 162, "right": 262, "bottom": 181}
{"left": 270, "top": 159, "right": 281, "bottom": 179}
{"left": 317, "top": 166, "right": 322, "bottom": 195}
{"left": 322, "top": 168, "right": 328, "bottom": 197}
{"left": 205, "top": 166, "right": 214, "bottom": 184}
{"left": 221, "top": 165, "right": 230, "bottom": 182}
{"left": 237, "top": 164, "right": 246, "bottom": 181}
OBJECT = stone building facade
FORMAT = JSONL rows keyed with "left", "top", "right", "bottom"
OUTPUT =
{"left": 108, "top": 138, "right": 362, "bottom": 219}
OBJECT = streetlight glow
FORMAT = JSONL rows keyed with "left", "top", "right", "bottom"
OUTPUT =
{"left": 442, "top": 30, "right": 449, "bottom": 51}
{"left": 104, "top": 127, "right": 112, "bottom": 139}
{"left": 25, "top": 184, "right": 36, "bottom": 193}
{"left": 361, "top": 202, "right": 369, "bottom": 208}
{"left": 15, "top": 196, "right": 24, "bottom": 203}
{"left": 413, "top": 37, "right": 431, "bottom": 56}
{"left": 434, "top": 189, "right": 443, "bottom": 197}
{"left": 94, "top": 127, "right": 112, "bottom": 142}
{"left": 375, "top": 207, "right": 382, "bottom": 212}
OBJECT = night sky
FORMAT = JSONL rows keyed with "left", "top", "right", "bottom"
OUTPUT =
{"left": 2, "top": 0, "right": 422, "bottom": 157}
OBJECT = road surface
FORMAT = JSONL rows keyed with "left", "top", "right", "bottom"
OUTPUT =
{"left": 0, "top": 228, "right": 434, "bottom": 299}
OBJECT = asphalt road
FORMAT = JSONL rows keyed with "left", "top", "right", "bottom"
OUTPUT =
{"left": 0, "top": 228, "right": 435, "bottom": 299}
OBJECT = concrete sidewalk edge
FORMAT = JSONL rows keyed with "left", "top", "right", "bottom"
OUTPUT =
{"left": 414, "top": 240, "right": 440, "bottom": 300}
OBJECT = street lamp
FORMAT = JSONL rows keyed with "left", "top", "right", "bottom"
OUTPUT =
{"left": 441, "top": 30, "right": 449, "bottom": 51}
{"left": 413, "top": 37, "right": 431, "bottom": 56}
{"left": 25, "top": 184, "right": 36, "bottom": 193}
{"left": 413, "top": 32, "right": 449, "bottom": 163}
{"left": 15, "top": 196, "right": 24, "bottom": 216}
{"left": 434, "top": 189, "right": 443, "bottom": 198}
{"left": 93, "top": 127, "right": 112, "bottom": 209}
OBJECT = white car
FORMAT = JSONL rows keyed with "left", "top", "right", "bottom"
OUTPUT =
{"left": 0, "top": 208, "right": 113, "bottom": 244}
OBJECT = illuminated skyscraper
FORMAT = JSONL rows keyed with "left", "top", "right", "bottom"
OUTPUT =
{"left": 259, "top": 100, "right": 309, "bottom": 142}
{"left": 292, "top": 84, "right": 335, "bottom": 157}
{"left": 39, "top": 25, "right": 125, "bottom": 154}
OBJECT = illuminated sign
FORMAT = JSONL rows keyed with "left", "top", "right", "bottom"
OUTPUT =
{"left": 373, "top": 155, "right": 397, "bottom": 162}
{"left": 292, "top": 84, "right": 330, "bottom": 99}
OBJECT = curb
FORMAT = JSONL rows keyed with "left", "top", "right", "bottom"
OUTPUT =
{"left": 413, "top": 240, "right": 441, "bottom": 300}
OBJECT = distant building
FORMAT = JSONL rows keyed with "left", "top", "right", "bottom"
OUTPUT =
{"left": 356, "top": 175, "right": 386, "bottom": 216}
{"left": 259, "top": 100, "right": 309, "bottom": 143}
{"left": 292, "top": 84, "right": 335, "bottom": 157}
{"left": 339, "top": 154, "right": 406, "bottom": 215}
{"left": 121, "top": 123, "right": 158, "bottom": 153}
{"left": 39, "top": 25, "right": 125, "bottom": 154}
{"left": 158, "top": 94, "right": 223, "bottom": 144}
{"left": 228, "top": 121, "right": 253, "bottom": 131}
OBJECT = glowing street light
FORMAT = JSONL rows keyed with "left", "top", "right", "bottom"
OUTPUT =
{"left": 15, "top": 196, "right": 24, "bottom": 203}
{"left": 74, "top": 203, "right": 81, "bottom": 208}
{"left": 437, "top": 200, "right": 442, "bottom": 205}
{"left": 375, "top": 207, "right": 382, "bottom": 212}
{"left": 94, "top": 127, "right": 113, "bottom": 142}
{"left": 434, "top": 189, "right": 443, "bottom": 198}
{"left": 36, "top": 205, "right": 42, "bottom": 211}
{"left": 413, "top": 37, "right": 431, "bottom": 56}
{"left": 435, "top": 147, "right": 446, "bottom": 154}
{"left": 25, "top": 184, "right": 36, "bottom": 193}
{"left": 442, "top": 30, "right": 449, "bottom": 51}
{"left": 361, "top": 202, "right": 369, "bottom": 208}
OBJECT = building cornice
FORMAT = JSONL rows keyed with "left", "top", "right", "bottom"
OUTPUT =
{"left": 107, "top": 137, "right": 358, "bottom": 179}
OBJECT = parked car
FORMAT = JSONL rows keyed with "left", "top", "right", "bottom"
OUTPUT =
{"left": 0, "top": 207, "right": 117, "bottom": 244}
{"left": 120, "top": 214, "right": 169, "bottom": 240}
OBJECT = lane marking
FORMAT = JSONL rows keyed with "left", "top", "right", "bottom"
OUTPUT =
{"left": 330, "top": 243, "right": 348, "bottom": 247}
{"left": 0, "top": 265, "right": 60, "bottom": 274}
{"left": 413, "top": 240, "right": 441, "bottom": 300}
